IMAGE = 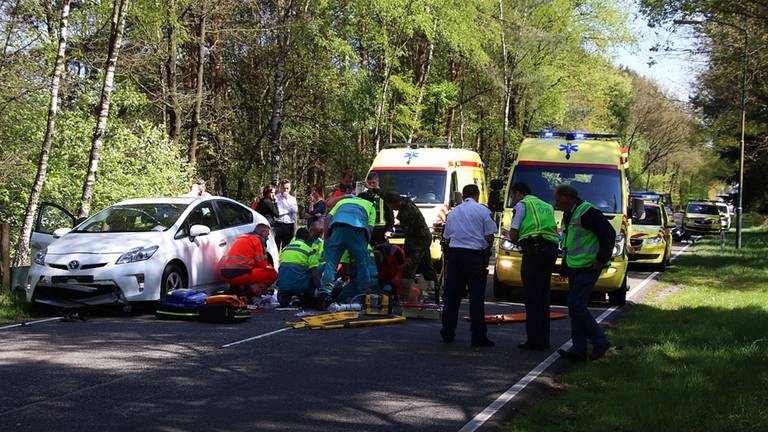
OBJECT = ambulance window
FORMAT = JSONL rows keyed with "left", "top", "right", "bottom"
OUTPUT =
{"left": 450, "top": 172, "right": 458, "bottom": 193}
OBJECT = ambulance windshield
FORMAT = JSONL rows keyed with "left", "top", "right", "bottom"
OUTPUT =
{"left": 373, "top": 170, "right": 447, "bottom": 204}
{"left": 508, "top": 164, "right": 623, "bottom": 213}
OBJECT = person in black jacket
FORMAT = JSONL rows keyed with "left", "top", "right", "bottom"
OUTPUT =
{"left": 255, "top": 185, "right": 280, "bottom": 226}
{"left": 357, "top": 172, "right": 394, "bottom": 245}
{"left": 555, "top": 184, "right": 615, "bottom": 362}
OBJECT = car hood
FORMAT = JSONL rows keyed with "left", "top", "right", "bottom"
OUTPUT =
{"left": 47, "top": 232, "right": 165, "bottom": 255}
{"left": 630, "top": 224, "right": 662, "bottom": 237}
{"left": 685, "top": 213, "right": 720, "bottom": 220}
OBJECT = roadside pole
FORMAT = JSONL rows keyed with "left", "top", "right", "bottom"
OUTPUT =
{"left": 1, "top": 223, "right": 9, "bottom": 291}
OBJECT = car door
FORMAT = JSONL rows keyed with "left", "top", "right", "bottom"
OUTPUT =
{"left": 175, "top": 201, "right": 223, "bottom": 289}
{"left": 30, "top": 202, "right": 75, "bottom": 259}
{"left": 213, "top": 200, "right": 256, "bottom": 281}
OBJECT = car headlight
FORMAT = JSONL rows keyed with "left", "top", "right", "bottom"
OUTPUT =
{"left": 612, "top": 234, "right": 625, "bottom": 257}
{"left": 645, "top": 237, "right": 663, "bottom": 245}
{"left": 34, "top": 248, "right": 47, "bottom": 266}
{"left": 116, "top": 245, "right": 159, "bottom": 264}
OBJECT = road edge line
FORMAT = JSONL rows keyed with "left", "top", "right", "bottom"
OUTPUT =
{"left": 221, "top": 327, "right": 291, "bottom": 348}
{"left": 0, "top": 317, "right": 63, "bottom": 331}
{"left": 458, "top": 242, "right": 694, "bottom": 432}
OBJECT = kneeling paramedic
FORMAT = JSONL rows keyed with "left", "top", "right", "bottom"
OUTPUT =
{"left": 220, "top": 223, "right": 277, "bottom": 300}
{"left": 508, "top": 182, "right": 558, "bottom": 351}
{"left": 276, "top": 228, "right": 321, "bottom": 307}
{"left": 319, "top": 195, "right": 376, "bottom": 305}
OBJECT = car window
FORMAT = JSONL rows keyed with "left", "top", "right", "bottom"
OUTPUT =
{"left": 36, "top": 203, "right": 75, "bottom": 234}
{"left": 687, "top": 204, "right": 718, "bottom": 215}
{"left": 177, "top": 202, "right": 220, "bottom": 238}
{"left": 633, "top": 205, "right": 661, "bottom": 226}
{"left": 74, "top": 204, "right": 185, "bottom": 233}
{"left": 217, "top": 200, "right": 253, "bottom": 228}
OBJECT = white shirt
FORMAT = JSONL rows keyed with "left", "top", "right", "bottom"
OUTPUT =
{"left": 276, "top": 193, "right": 298, "bottom": 224}
{"left": 510, "top": 202, "right": 526, "bottom": 230}
{"left": 443, "top": 198, "right": 497, "bottom": 250}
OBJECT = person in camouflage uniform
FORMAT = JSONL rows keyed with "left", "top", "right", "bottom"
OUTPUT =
{"left": 383, "top": 192, "right": 437, "bottom": 301}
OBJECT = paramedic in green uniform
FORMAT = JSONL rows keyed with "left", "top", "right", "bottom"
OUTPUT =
{"left": 276, "top": 228, "right": 320, "bottom": 307}
{"left": 555, "top": 184, "right": 615, "bottom": 362}
{"left": 319, "top": 195, "right": 376, "bottom": 305}
{"left": 358, "top": 171, "right": 394, "bottom": 245}
{"left": 507, "top": 182, "right": 559, "bottom": 350}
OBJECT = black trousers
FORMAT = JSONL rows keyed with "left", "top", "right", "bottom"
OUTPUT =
{"left": 274, "top": 222, "right": 295, "bottom": 251}
{"left": 520, "top": 240, "right": 558, "bottom": 347}
{"left": 441, "top": 248, "right": 488, "bottom": 342}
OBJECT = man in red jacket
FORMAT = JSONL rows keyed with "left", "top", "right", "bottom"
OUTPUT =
{"left": 220, "top": 224, "right": 277, "bottom": 299}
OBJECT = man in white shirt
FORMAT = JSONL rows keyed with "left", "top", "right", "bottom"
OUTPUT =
{"left": 274, "top": 179, "right": 298, "bottom": 250}
{"left": 441, "top": 184, "right": 497, "bottom": 347}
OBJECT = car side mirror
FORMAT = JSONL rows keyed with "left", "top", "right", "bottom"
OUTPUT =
{"left": 52, "top": 228, "right": 72, "bottom": 239}
{"left": 631, "top": 198, "right": 645, "bottom": 220}
{"left": 189, "top": 224, "right": 211, "bottom": 239}
{"left": 451, "top": 191, "right": 463, "bottom": 207}
{"left": 490, "top": 178, "right": 504, "bottom": 191}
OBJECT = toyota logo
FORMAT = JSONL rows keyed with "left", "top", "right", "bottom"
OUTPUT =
{"left": 68, "top": 260, "right": 80, "bottom": 270}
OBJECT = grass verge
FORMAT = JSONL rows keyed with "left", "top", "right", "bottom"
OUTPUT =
{"left": 509, "top": 215, "right": 768, "bottom": 432}
{"left": 0, "top": 290, "right": 33, "bottom": 324}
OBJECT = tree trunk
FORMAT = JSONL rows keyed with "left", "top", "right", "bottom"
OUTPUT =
{"left": 445, "top": 53, "right": 462, "bottom": 143}
{"left": 408, "top": 22, "right": 437, "bottom": 144}
{"left": 270, "top": 52, "right": 287, "bottom": 185}
{"left": 165, "top": 0, "right": 180, "bottom": 147}
{"left": 78, "top": 0, "right": 130, "bottom": 219}
{"left": 189, "top": 3, "right": 207, "bottom": 166}
{"left": 498, "top": 0, "right": 512, "bottom": 177}
{"left": 373, "top": 58, "right": 390, "bottom": 153}
{"left": 13, "top": 0, "right": 71, "bottom": 267}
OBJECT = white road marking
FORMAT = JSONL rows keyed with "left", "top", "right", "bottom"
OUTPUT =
{"left": 221, "top": 327, "right": 291, "bottom": 348}
{"left": 459, "top": 242, "right": 694, "bottom": 432}
{"left": 0, "top": 317, "right": 62, "bottom": 331}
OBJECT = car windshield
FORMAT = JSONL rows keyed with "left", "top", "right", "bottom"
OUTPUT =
{"left": 633, "top": 205, "right": 661, "bottom": 226}
{"left": 373, "top": 170, "right": 447, "bottom": 204}
{"left": 687, "top": 204, "right": 718, "bottom": 215}
{"left": 74, "top": 204, "right": 186, "bottom": 233}
{"left": 508, "top": 164, "right": 623, "bottom": 213}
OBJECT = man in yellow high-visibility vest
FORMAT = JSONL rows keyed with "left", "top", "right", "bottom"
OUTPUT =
{"left": 508, "top": 182, "right": 559, "bottom": 351}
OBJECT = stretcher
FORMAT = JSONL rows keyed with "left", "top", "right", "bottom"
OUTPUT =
{"left": 463, "top": 312, "right": 568, "bottom": 323}
{"left": 285, "top": 311, "right": 405, "bottom": 330}
{"left": 401, "top": 302, "right": 442, "bottom": 320}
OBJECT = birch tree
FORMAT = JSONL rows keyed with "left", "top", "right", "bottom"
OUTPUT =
{"left": 78, "top": 0, "right": 131, "bottom": 218}
{"left": 13, "top": 0, "right": 71, "bottom": 266}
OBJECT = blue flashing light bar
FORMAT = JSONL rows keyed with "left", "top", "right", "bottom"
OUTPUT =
{"left": 528, "top": 131, "right": 620, "bottom": 141}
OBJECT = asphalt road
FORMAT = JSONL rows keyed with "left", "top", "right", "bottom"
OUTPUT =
{"left": 0, "top": 244, "right": 688, "bottom": 432}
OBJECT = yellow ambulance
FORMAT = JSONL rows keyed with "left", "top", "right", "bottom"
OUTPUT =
{"left": 367, "top": 143, "right": 488, "bottom": 261}
{"left": 490, "top": 132, "right": 640, "bottom": 306}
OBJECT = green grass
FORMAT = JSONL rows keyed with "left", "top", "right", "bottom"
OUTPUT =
{"left": 0, "top": 290, "right": 33, "bottom": 324}
{"left": 510, "top": 214, "right": 768, "bottom": 432}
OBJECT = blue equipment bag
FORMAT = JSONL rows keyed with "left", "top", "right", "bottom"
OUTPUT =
{"left": 156, "top": 289, "right": 208, "bottom": 320}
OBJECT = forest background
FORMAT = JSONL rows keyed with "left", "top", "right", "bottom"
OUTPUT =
{"left": 1, "top": 0, "right": 765, "bottom": 264}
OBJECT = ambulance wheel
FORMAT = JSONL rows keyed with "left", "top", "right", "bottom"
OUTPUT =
{"left": 608, "top": 277, "right": 627, "bottom": 306}
{"left": 160, "top": 263, "right": 186, "bottom": 300}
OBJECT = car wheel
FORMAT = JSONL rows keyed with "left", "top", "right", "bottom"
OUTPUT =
{"left": 608, "top": 276, "right": 627, "bottom": 306}
{"left": 160, "top": 263, "right": 187, "bottom": 299}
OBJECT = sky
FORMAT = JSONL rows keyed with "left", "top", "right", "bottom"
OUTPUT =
{"left": 613, "top": 6, "right": 707, "bottom": 103}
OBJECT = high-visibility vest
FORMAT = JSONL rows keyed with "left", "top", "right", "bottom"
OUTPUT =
{"left": 220, "top": 232, "right": 270, "bottom": 275}
{"left": 279, "top": 239, "right": 318, "bottom": 270}
{"left": 373, "top": 196, "right": 386, "bottom": 227}
{"left": 562, "top": 201, "right": 601, "bottom": 268}
{"left": 328, "top": 197, "right": 375, "bottom": 230}
{"left": 312, "top": 239, "right": 324, "bottom": 265}
{"left": 518, "top": 195, "right": 558, "bottom": 244}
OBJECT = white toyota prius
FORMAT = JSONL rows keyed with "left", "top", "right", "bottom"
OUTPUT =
{"left": 24, "top": 196, "right": 278, "bottom": 309}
